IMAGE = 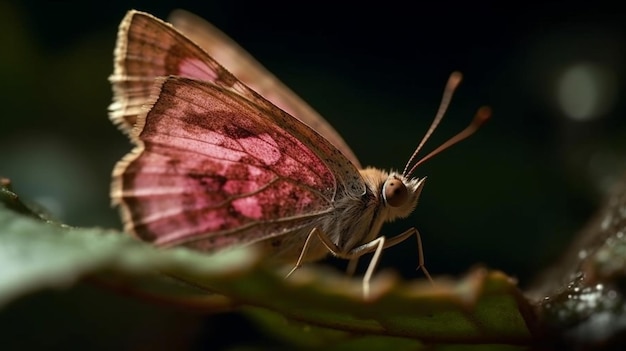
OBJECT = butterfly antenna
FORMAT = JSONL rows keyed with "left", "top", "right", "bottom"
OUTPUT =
{"left": 402, "top": 72, "right": 463, "bottom": 177}
{"left": 405, "top": 106, "right": 491, "bottom": 177}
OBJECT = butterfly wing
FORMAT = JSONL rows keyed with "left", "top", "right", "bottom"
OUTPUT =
{"left": 168, "top": 10, "right": 361, "bottom": 168}
{"left": 112, "top": 76, "right": 365, "bottom": 250}
{"left": 110, "top": 10, "right": 361, "bottom": 168}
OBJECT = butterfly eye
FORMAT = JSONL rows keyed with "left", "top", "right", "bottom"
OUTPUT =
{"left": 383, "top": 178, "right": 408, "bottom": 207}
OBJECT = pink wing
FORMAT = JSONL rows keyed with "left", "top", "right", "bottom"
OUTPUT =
{"left": 110, "top": 10, "right": 361, "bottom": 168}
{"left": 112, "top": 76, "right": 364, "bottom": 250}
{"left": 167, "top": 9, "right": 361, "bottom": 168}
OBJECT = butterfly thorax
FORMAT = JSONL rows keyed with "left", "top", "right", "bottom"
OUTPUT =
{"left": 256, "top": 168, "right": 425, "bottom": 263}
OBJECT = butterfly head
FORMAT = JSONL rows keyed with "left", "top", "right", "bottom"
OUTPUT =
{"left": 360, "top": 168, "right": 426, "bottom": 222}
{"left": 381, "top": 173, "right": 426, "bottom": 220}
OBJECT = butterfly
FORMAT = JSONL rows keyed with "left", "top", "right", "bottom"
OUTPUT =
{"left": 109, "top": 10, "right": 490, "bottom": 298}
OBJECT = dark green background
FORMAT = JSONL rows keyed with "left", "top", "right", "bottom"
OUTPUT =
{"left": 1, "top": 1, "right": 625, "bottom": 349}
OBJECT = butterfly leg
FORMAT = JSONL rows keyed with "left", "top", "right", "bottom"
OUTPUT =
{"left": 412, "top": 228, "right": 434, "bottom": 284}
{"left": 346, "top": 257, "right": 359, "bottom": 277}
{"left": 285, "top": 228, "right": 316, "bottom": 279}
{"left": 347, "top": 227, "right": 433, "bottom": 287}
{"left": 310, "top": 231, "right": 387, "bottom": 299}
{"left": 380, "top": 227, "right": 433, "bottom": 284}
{"left": 286, "top": 227, "right": 432, "bottom": 298}
{"left": 362, "top": 236, "right": 385, "bottom": 299}
{"left": 285, "top": 227, "right": 343, "bottom": 279}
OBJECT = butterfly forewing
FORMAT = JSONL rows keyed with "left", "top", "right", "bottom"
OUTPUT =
{"left": 110, "top": 10, "right": 361, "bottom": 168}
{"left": 112, "top": 76, "right": 365, "bottom": 251}
{"left": 167, "top": 10, "right": 361, "bottom": 168}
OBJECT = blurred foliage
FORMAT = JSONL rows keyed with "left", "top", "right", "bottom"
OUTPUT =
{"left": 1, "top": 1, "right": 626, "bottom": 350}
{"left": 532, "top": 175, "right": 626, "bottom": 349}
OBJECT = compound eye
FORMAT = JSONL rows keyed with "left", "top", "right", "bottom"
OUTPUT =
{"left": 383, "top": 178, "right": 408, "bottom": 207}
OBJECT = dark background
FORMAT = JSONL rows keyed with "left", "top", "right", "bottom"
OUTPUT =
{"left": 2, "top": 1, "right": 626, "bottom": 349}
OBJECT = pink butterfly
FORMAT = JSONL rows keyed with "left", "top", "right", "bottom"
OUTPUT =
{"left": 109, "top": 10, "right": 489, "bottom": 297}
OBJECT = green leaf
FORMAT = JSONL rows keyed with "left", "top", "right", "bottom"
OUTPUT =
{"left": 0, "top": 182, "right": 534, "bottom": 349}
